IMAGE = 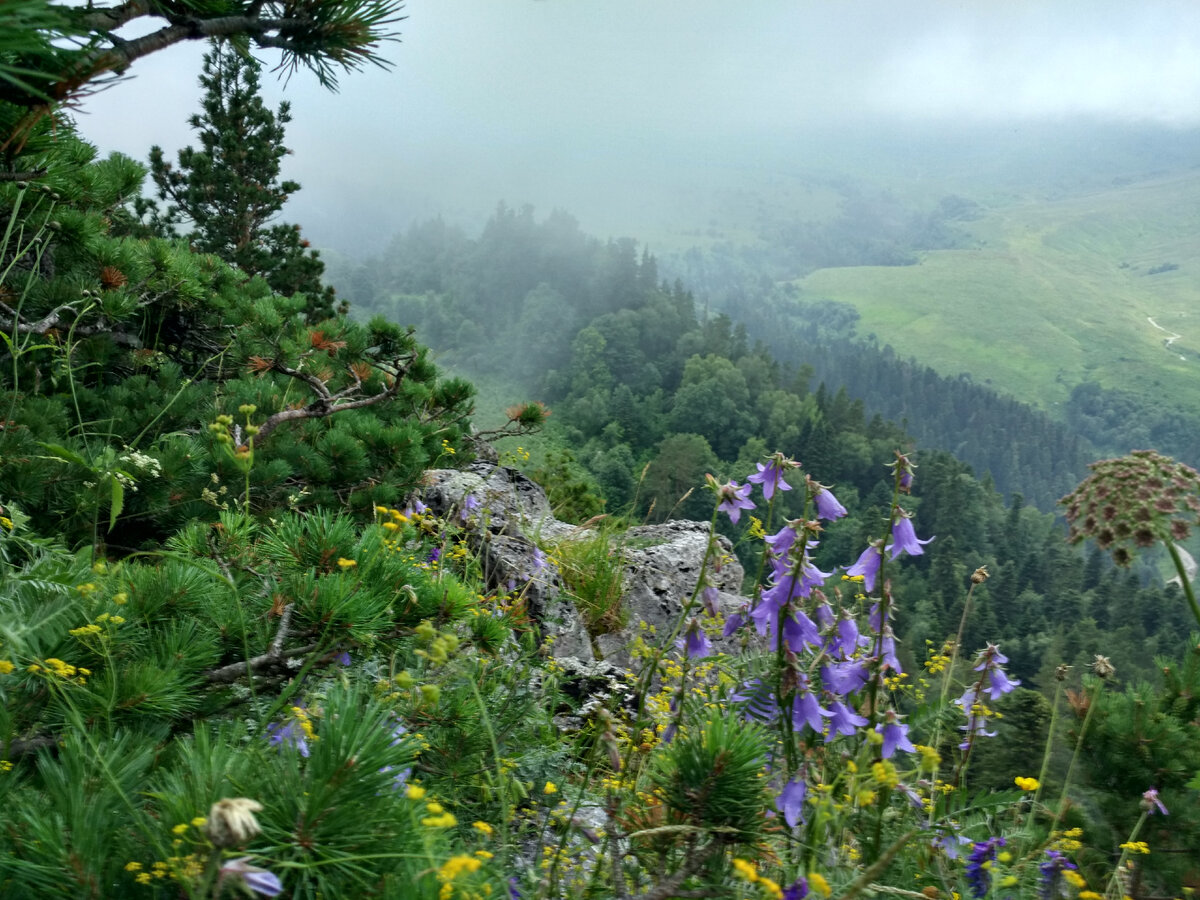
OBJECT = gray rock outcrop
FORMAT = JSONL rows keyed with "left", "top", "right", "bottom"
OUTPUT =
{"left": 420, "top": 464, "right": 748, "bottom": 669}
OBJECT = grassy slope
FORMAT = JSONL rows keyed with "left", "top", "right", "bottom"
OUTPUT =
{"left": 796, "top": 170, "right": 1200, "bottom": 414}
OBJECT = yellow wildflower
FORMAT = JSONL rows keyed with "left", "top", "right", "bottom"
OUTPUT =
{"left": 732, "top": 858, "right": 758, "bottom": 882}
{"left": 337, "top": 558, "right": 357, "bottom": 568}
{"left": 0, "top": 660, "right": 14, "bottom": 675}
{"left": 809, "top": 872, "right": 832, "bottom": 897}
{"left": 438, "top": 855, "right": 482, "bottom": 881}
{"left": 472, "top": 821, "right": 494, "bottom": 836}
{"left": 543, "top": 781, "right": 558, "bottom": 795}
{"left": 1014, "top": 776, "right": 1040, "bottom": 791}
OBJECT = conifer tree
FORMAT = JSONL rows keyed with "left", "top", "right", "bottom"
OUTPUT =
{"left": 145, "top": 44, "right": 338, "bottom": 322}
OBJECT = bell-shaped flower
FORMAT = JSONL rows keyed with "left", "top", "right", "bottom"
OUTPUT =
{"left": 764, "top": 521, "right": 802, "bottom": 557}
{"left": 889, "top": 512, "right": 934, "bottom": 560}
{"left": 783, "top": 608, "right": 822, "bottom": 652}
{"left": 220, "top": 858, "right": 283, "bottom": 897}
{"left": 747, "top": 455, "right": 797, "bottom": 501}
{"left": 679, "top": 617, "right": 713, "bottom": 659}
{"left": 791, "top": 676, "right": 832, "bottom": 734}
{"left": 814, "top": 486, "right": 847, "bottom": 521}
{"left": 821, "top": 658, "right": 870, "bottom": 696}
{"left": 973, "top": 643, "right": 1020, "bottom": 700}
{"left": 834, "top": 613, "right": 861, "bottom": 656}
{"left": 775, "top": 777, "right": 807, "bottom": 828}
{"left": 824, "top": 698, "right": 869, "bottom": 741}
{"left": 716, "top": 480, "right": 755, "bottom": 524}
{"left": 846, "top": 542, "right": 883, "bottom": 592}
{"left": 875, "top": 710, "right": 916, "bottom": 758}
{"left": 722, "top": 609, "right": 746, "bottom": 637}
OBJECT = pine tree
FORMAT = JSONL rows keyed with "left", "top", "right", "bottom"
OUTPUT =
{"left": 145, "top": 44, "right": 338, "bottom": 323}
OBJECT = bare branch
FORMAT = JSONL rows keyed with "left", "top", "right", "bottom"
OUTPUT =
{"left": 252, "top": 355, "right": 413, "bottom": 444}
{"left": 0, "top": 300, "right": 74, "bottom": 334}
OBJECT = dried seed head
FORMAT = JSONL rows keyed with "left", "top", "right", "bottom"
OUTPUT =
{"left": 1055, "top": 664, "right": 1072, "bottom": 682}
{"left": 971, "top": 566, "right": 990, "bottom": 584}
{"left": 1090, "top": 655, "right": 1116, "bottom": 680}
{"left": 205, "top": 798, "right": 264, "bottom": 848}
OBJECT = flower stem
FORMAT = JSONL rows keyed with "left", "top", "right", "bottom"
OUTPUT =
{"left": 1164, "top": 541, "right": 1200, "bottom": 628}
{"left": 1050, "top": 677, "right": 1104, "bottom": 834}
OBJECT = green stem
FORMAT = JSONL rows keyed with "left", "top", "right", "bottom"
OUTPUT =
{"left": 1165, "top": 541, "right": 1200, "bottom": 628}
{"left": 1050, "top": 678, "right": 1104, "bottom": 834}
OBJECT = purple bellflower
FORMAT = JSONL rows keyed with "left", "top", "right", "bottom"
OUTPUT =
{"left": 764, "top": 521, "right": 802, "bottom": 557}
{"left": 813, "top": 485, "right": 848, "bottom": 521}
{"left": 932, "top": 830, "right": 973, "bottom": 861}
{"left": 955, "top": 685, "right": 998, "bottom": 748}
{"left": 749, "top": 592, "right": 784, "bottom": 638}
{"left": 266, "top": 720, "right": 310, "bottom": 758}
{"left": 702, "top": 584, "right": 720, "bottom": 616}
{"left": 783, "top": 879, "right": 809, "bottom": 900}
{"left": 783, "top": 608, "right": 822, "bottom": 652}
{"left": 716, "top": 480, "right": 755, "bottom": 524}
{"left": 746, "top": 455, "right": 796, "bottom": 501}
{"left": 776, "top": 777, "right": 807, "bottom": 828}
{"left": 792, "top": 677, "right": 832, "bottom": 734}
{"left": 825, "top": 699, "right": 869, "bottom": 741}
{"left": 820, "top": 658, "right": 870, "bottom": 696}
{"left": 889, "top": 512, "right": 934, "bottom": 560}
{"left": 220, "top": 858, "right": 283, "bottom": 897}
{"left": 680, "top": 617, "right": 713, "bottom": 659}
{"left": 813, "top": 596, "right": 835, "bottom": 629}
{"left": 846, "top": 542, "right": 883, "bottom": 592}
{"left": 878, "top": 628, "right": 904, "bottom": 675}
{"left": 876, "top": 710, "right": 917, "bottom": 758}
{"left": 722, "top": 608, "right": 746, "bottom": 637}
{"left": 1142, "top": 787, "right": 1169, "bottom": 816}
{"left": 834, "top": 613, "right": 861, "bottom": 656}
{"left": 973, "top": 643, "right": 1020, "bottom": 700}
{"left": 460, "top": 493, "right": 481, "bottom": 522}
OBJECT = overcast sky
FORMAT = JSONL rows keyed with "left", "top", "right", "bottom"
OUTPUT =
{"left": 74, "top": 0, "right": 1200, "bottom": 251}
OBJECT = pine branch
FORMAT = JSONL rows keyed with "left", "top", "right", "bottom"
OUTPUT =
{"left": 204, "top": 603, "right": 322, "bottom": 684}
{"left": 253, "top": 355, "right": 413, "bottom": 444}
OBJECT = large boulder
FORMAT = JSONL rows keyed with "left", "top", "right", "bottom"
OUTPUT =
{"left": 421, "top": 464, "right": 749, "bottom": 669}
{"left": 594, "top": 520, "right": 744, "bottom": 668}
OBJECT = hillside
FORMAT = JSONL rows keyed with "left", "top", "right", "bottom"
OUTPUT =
{"left": 796, "top": 169, "right": 1200, "bottom": 415}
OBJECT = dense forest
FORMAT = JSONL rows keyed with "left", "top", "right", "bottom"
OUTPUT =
{"left": 335, "top": 204, "right": 1191, "bottom": 689}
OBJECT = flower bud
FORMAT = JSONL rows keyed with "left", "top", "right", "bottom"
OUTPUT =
{"left": 205, "top": 798, "right": 264, "bottom": 848}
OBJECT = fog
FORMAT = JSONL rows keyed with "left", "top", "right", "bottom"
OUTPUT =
{"left": 74, "top": 0, "right": 1200, "bottom": 252}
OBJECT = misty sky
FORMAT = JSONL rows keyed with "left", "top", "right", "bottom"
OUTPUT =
{"left": 74, "top": 0, "right": 1200, "bottom": 251}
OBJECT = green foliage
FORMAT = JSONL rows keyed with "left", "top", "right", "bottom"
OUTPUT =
{"left": 136, "top": 45, "right": 339, "bottom": 323}
{"left": 0, "top": 125, "right": 472, "bottom": 547}
{"left": 648, "top": 713, "right": 769, "bottom": 840}
{"left": 549, "top": 527, "right": 628, "bottom": 637}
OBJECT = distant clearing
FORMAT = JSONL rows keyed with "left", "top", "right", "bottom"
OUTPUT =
{"left": 795, "top": 170, "right": 1200, "bottom": 415}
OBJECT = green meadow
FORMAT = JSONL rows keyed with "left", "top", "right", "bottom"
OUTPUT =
{"left": 796, "top": 169, "right": 1200, "bottom": 416}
